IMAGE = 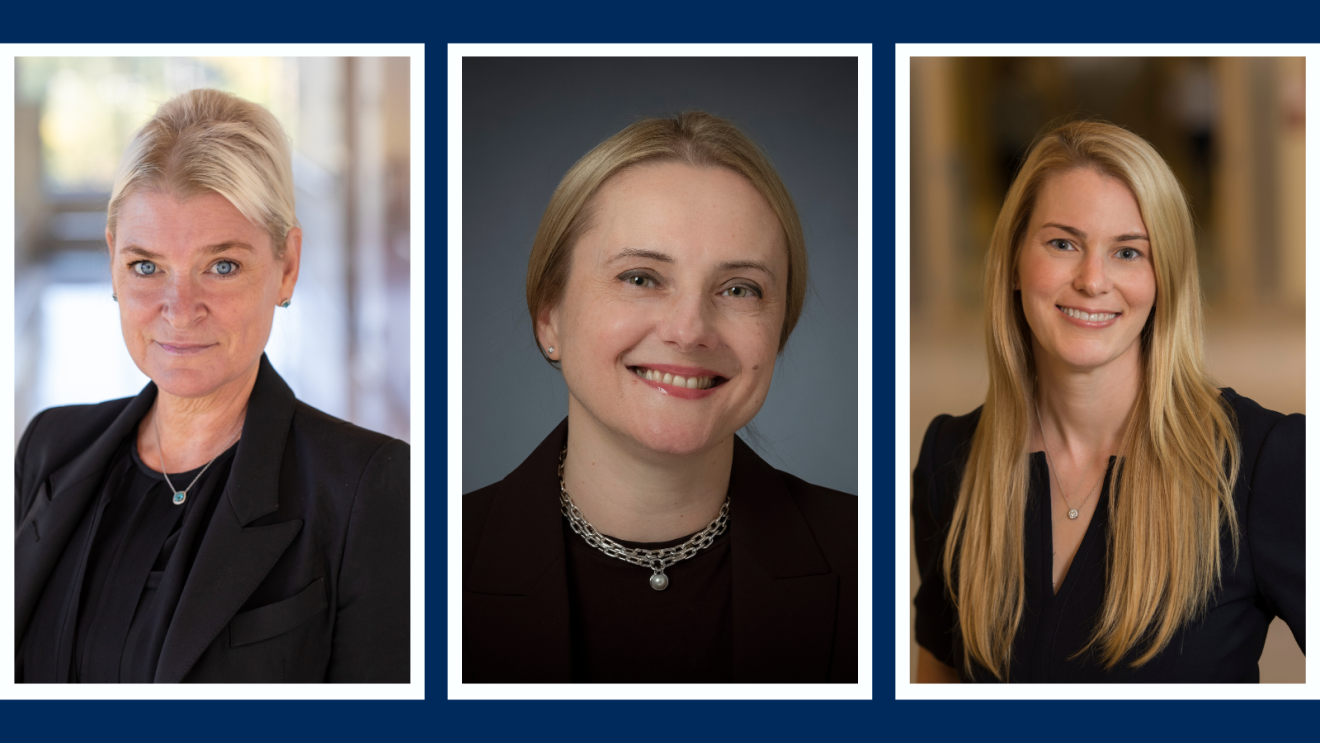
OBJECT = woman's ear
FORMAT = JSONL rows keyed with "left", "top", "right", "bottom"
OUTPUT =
{"left": 279, "top": 227, "right": 303, "bottom": 299}
{"left": 536, "top": 305, "right": 560, "bottom": 360}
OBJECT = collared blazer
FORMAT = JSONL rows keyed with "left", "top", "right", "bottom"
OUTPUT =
{"left": 15, "top": 355, "right": 409, "bottom": 683}
{"left": 463, "top": 420, "right": 857, "bottom": 683}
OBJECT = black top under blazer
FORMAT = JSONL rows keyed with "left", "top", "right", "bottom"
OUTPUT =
{"left": 463, "top": 420, "right": 858, "bottom": 683}
{"left": 16, "top": 355, "right": 409, "bottom": 683}
{"left": 913, "top": 389, "right": 1304, "bottom": 682}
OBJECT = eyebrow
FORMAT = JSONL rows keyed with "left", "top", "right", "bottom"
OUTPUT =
{"left": 119, "top": 241, "right": 256, "bottom": 260}
{"left": 609, "top": 247, "right": 674, "bottom": 264}
{"left": 608, "top": 248, "right": 779, "bottom": 280}
{"left": 717, "top": 259, "right": 777, "bottom": 279}
{"left": 1040, "top": 222, "right": 1149, "bottom": 243}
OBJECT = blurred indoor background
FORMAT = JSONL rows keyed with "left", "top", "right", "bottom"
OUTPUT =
{"left": 15, "top": 56, "right": 411, "bottom": 444}
{"left": 908, "top": 57, "right": 1305, "bottom": 682}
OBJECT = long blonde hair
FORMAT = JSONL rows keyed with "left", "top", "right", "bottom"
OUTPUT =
{"left": 943, "top": 121, "right": 1240, "bottom": 678}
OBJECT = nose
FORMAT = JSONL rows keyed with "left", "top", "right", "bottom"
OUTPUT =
{"left": 161, "top": 273, "right": 207, "bottom": 328}
{"left": 657, "top": 290, "right": 717, "bottom": 352}
{"left": 1074, "top": 251, "right": 1113, "bottom": 296}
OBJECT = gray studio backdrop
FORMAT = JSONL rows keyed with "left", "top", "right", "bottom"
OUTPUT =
{"left": 462, "top": 57, "right": 858, "bottom": 495}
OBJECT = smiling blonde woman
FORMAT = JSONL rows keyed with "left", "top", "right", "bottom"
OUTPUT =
{"left": 15, "top": 89, "right": 409, "bottom": 683}
{"left": 913, "top": 121, "right": 1304, "bottom": 683}
{"left": 463, "top": 112, "right": 857, "bottom": 683}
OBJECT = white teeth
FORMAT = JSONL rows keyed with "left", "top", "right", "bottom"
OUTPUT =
{"left": 1062, "top": 307, "right": 1117, "bottom": 322}
{"left": 632, "top": 367, "right": 714, "bottom": 390}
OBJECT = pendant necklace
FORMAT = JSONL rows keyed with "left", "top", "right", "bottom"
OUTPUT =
{"left": 557, "top": 444, "right": 729, "bottom": 591}
{"left": 154, "top": 410, "right": 241, "bottom": 506}
{"left": 1033, "top": 398, "right": 1105, "bottom": 520}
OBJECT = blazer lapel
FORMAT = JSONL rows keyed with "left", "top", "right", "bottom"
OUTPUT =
{"left": 728, "top": 438, "right": 839, "bottom": 682}
{"left": 154, "top": 355, "right": 304, "bottom": 683}
{"left": 463, "top": 420, "right": 572, "bottom": 683}
{"left": 15, "top": 388, "right": 154, "bottom": 646}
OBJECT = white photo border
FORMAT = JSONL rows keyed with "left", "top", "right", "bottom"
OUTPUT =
{"left": 1, "top": 43, "right": 426, "bottom": 700}
{"left": 447, "top": 42, "right": 874, "bottom": 701}
{"left": 895, "top": 42, "right": 1314, "bottom": 700}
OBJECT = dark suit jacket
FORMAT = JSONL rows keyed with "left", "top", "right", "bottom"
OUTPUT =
{"left": 463, "top": 420, "right": 857, "bottom": 683}
{"left": 15, "top": 355, "right": 409, "bottom": 683}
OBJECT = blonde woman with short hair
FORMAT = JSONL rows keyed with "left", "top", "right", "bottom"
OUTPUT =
{"left": 16, "top": 90, "right": 409, "bottom": 683}
{"left": 913, "top": 121, "right": 1304, "bottom": 683}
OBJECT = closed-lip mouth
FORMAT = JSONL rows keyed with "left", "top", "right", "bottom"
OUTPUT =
{"left": 156, "top": 341, "right": 215, "bottom": 351}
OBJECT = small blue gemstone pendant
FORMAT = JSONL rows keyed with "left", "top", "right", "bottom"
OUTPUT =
{"left": 172, "top": 491, "right": 187, "bottom": 506}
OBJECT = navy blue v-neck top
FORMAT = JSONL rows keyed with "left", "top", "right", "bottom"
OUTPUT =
{"left": 913, "top": 389, "right": 1304, "bottom": 682}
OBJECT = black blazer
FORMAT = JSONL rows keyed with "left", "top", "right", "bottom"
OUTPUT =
{"left": 463, "top": 420, "right": 857, "bottom": 683}
{"left": 15, "top": 355, "right": 409, "bottom": 683}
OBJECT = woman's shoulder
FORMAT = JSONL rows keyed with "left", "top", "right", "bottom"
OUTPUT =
{"left": 18, "top": 398, "right": 137, "bottom": 472}
{"left": 290, "top": 399, "right": 409, "bottom": 461}
{"left": 918, "top": 407, "right": 983, "bottom": 470}
{"left": 774, "top": 470, "right": 856, "bottom": 528}
{"left": 1220, "top": 388, "right": 1304, "bottom": 450}
{"left": 912, "top": 406, "right": 983, "bottom": 525}
{"left": 1219, "top": 388, "right": 1303, "bottom": 495}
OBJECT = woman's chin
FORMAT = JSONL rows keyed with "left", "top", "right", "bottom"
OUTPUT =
{"left": 628, "top": 420, "right": 731, "bottom": 457}
{"left": 148, "top": 367, "right": 225, "bottom": 400}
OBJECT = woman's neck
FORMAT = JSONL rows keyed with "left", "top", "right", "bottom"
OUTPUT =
{"left": 1032, "top": 346, "right": 1142, "bottom": 458}
{"left": 138, "top": 363, "right": 258, "bottom": 473}
{"left": 561, "top": 396, "right": 733, "bottom": 543}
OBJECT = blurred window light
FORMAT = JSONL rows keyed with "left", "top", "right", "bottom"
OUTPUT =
{"left": 18, "top": 57, "right": 410, "bottom": 444}
{"left": 37, "top": 282, "right": 149, "bottom": 410}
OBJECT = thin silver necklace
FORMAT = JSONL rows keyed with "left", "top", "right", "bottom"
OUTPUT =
{"left": 557, "top": 444, "right": 729, "bottom": 591}
{"left": 1033, "top": 398, "right": 1105, "bottom": 520}
{"left": 153, "top": 411, "right": 241, "bottom": 506}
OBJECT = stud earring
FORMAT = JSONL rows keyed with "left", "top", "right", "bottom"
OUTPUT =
{"left": 112, "top": 293, "right": 118, "bottom": 302}
{"left": 280, "top": 299, "right": 291, "bottom": 308}
{"left": 546, "top": 347, "right": 555, "bottom": 354}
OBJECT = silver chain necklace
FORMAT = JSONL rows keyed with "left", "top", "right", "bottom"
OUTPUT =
{"left": 1033, "top": 399, "right": 1105, "bottom": 520}
{"left": 153, "top": 411, "right": 241, "bottom": 506}
{"left": 557, "top": 445, "right": 729, "bottom": 591}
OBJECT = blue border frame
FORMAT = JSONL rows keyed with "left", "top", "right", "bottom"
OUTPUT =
{"left": 7, "top": 5, "right": 1317, "bottom": 739}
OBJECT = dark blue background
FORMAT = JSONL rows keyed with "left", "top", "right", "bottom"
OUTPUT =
{"left": 7, "top": 4, "right": 1315, "bottom": 740}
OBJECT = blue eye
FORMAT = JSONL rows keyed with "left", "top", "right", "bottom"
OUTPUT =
{"left": 214, "top": 260, "right": 238, "bottom": 275}
{"left": 131, "top": 261, "right": 157, "bottom": 276}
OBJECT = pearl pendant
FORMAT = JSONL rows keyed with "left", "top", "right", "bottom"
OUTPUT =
{"left": 173, "top": 491, "right": 187, "bottom": 506}
{"left": 649, "top": 572, "right": 669, "bottom": 591}
{"left": 1068, "top": 508, "right": 1079, "bottom": 520}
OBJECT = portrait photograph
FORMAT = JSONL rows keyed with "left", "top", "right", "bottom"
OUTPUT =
{"left": 901, "top": 53, "right": 1305, "bottom": 690}
{"left": 453, "top": 46, "right": 868, "bottom": 693}
{"left": 13, "top": 52, "right": 421, "bottom": 693}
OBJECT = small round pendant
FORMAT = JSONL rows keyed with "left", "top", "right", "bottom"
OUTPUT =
{"left": 649, "top": 572, "right": 669, "bottom": 591}
{"left": 1068, "top": 508, "right": 1079, "bottom": 520}
{"left": 173, "top": 491, "right": 187, "bottom": 506}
